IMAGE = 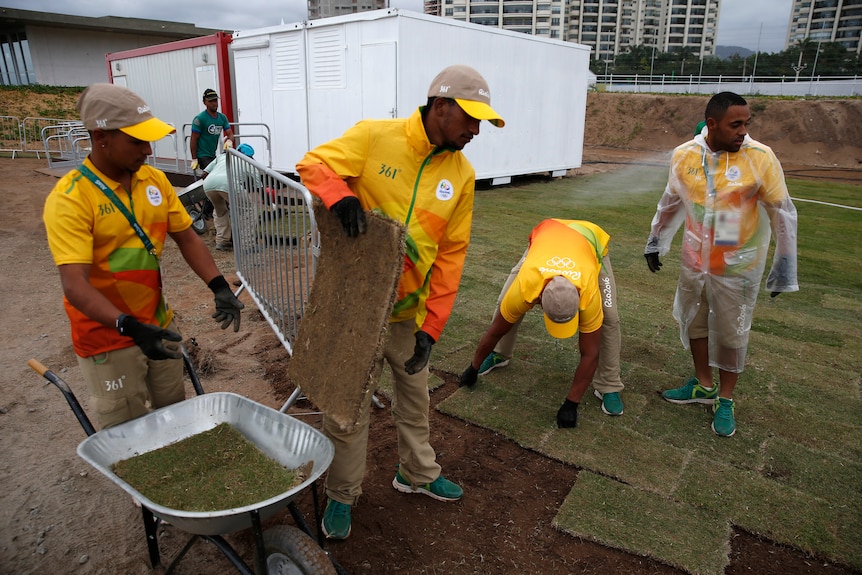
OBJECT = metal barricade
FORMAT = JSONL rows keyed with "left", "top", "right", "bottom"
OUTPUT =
{"left": 182, "top": 122, "right": 274, "bottom": 174}
{"left": 23, "top": 117, "right": 77, "bottom": 157}
{"left": 231, "top": 123, "right": 273, "bottom": 169}
{"left": 68, "top": 125, "right": 91, "bottom": 163}
{"left": 147, "top": 130, "right": 181, "bottom": 174}
{"left": 41, "top": 121, "right": 87, "bottom": 170}
{"left": 0, "top": 115, "right": 23, "bottom": 158}
{"left": 225, "top": 150, "right": 320, "bottom": 383}
{"left": 29, "top": 117, "right": 178, "bottom": 172}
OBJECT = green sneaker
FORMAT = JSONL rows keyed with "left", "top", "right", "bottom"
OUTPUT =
{"left": 594, "top": 390, "right": 624, "bottom": 415}
{"left": 321, "top": 499, "right": 351, "bottom": 540}
{"left": 392, "top": 469, "right": 463, "bottom": 502}
{"left": 478, "top": 352, "right": 509, "bottom": 375}
{"left": 712, "top": 397, "right": 736, "bottom": 437}
{"left": 661, "top": 377, "right": 718, "bottom": 404}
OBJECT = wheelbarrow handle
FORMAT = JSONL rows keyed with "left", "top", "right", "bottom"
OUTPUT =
{"left": 28, "top": 358, "right": 97, "bottom": 437}
{"left": 29, "top": 358, "right": 70, "bottom": 390}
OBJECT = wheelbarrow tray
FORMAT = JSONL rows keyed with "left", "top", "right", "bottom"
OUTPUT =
{"left": 177, "top": 179, "right": 207, "bottom": 208}
{"left": 77, "top": 392, "right": 333, "bottom": 536}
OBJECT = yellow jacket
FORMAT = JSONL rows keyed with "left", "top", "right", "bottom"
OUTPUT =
{"left": 500, "top": 219, "right": 609, "bottom": 334}
{"left": 296, "top": 107, "right": 476, "bottom": 341}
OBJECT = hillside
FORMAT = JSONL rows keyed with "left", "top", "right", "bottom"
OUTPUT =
{"left": 716, "top": 45, "right": 755, "bottom": 59}
{"left": 3, "top": 86, "right": 860, "bottom": 169}
{"left": 584, "top": 92, "right": 862, "bottom": 168}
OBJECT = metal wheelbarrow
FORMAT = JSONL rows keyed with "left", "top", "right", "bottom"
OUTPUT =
{"left": 29, "top": 359, "right": 345, "bottom": 575}
{"left": 177, "top": 179, "right": 211, "bottom": 235}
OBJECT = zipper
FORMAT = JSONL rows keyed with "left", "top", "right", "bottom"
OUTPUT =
{"left": 405, "top": 149, "right": 436, "bottom": 227}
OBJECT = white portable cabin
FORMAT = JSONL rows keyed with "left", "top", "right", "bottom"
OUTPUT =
{"left": 106, "top": 33, "right": 235, "bottom": 168}
{"left": 231, "top": 9, "right": 591, "bottom": 184}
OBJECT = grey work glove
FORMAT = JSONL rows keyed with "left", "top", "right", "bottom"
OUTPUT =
{"left": 459, "top": 364, "right": 478, "bottom": 387}
{"left": 208, "top": 276, "right": 244, "bottom": 332}
{"left": 117, "top": 314, "right": 183, "bottom": 361}
{"left": 331, "top": 196, "right": 367, "bottom": 238}
{"left": 404, "top": 330, "right": 435, "bottom": 375}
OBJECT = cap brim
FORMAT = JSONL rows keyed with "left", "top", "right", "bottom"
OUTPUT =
{"left": 120, "top": 117, "right": 176, "bottom": 142}
{"left": 543, "top": 312, "right": 579, "bottom": 339}
{"left": 455, "top": 98, "right": 505, "bottom": 128}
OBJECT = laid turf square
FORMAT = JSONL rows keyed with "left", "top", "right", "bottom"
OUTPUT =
{"left": 555, "top": 471, "right": 731, "bottom": 575}
{"left": 433, "top": 171, "right": 862, "bottom": 572}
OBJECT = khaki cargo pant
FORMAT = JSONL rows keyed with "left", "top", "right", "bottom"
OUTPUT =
{"left": 205, "top": 189, "right": 232, "bottom": 246}
{"left": 77, "top": 320, "right": 185, "bottom": 429}
{"left": 324, "top": 319, "right": 440, "bottom": 505}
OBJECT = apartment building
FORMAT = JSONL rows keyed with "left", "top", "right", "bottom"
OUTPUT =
{"left": 786, "top": 0, "right": 862, "bottom": 54}
{"left": 307, "top": 0, "right": 389, "bottom": 20}
{"left": 427, "top": 0, "right": 720, "bottom": 60}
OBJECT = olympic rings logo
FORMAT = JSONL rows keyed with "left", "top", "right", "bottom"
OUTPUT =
{"left": 546, "top": 257, "right": 575, "bottom": 269}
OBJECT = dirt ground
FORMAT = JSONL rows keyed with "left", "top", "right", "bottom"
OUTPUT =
{"left": 2, "top": 92, "right": 862, "bottom": 575}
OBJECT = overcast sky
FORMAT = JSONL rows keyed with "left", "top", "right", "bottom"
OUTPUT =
{"left": 5, "top": 0, "right": 793, "bottom": 53}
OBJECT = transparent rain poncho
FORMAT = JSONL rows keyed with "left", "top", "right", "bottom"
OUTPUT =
{"left": 645, "top": 134, "right": 798, "bottom": 373}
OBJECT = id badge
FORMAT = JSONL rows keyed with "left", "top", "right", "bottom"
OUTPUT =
{"left": 714, "top": 209, "right": 741, "bottom": 246}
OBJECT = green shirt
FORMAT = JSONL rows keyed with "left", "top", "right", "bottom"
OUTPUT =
{"left": 191, "top": 110, "right": 230, "bottom": 160}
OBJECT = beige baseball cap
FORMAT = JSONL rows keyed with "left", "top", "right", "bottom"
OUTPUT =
{"left": 427, "top": 65, "right": 504, "bottom": 127}
{"left": 77, "top": 83, "right": 175, "bottom": 142}
{"left": 541, "top": 276, "right": 580, "bottom": 339}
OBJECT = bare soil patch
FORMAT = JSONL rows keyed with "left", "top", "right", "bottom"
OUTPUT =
{"left": 2, "top": 90, "right": 861, "bottom": 575}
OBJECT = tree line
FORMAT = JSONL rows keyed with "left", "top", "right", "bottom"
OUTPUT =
{"left": 591, "top": 39, "right": 862, "bottom": 79}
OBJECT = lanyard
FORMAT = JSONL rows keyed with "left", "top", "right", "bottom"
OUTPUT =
{"left": 78, "top": 164, "right": 158, "bottom": 260}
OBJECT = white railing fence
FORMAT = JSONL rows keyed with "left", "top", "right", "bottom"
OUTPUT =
{"left": 594, "top": 74, "right": 862, "bottom": 97}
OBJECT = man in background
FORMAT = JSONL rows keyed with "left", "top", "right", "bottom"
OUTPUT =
{"left": 202, "top": 142, "right": 257, "bottom": 251}
{"left": 190, "top": 88, "right": 234, "bottom": 172}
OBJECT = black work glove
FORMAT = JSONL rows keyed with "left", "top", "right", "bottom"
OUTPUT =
{"left": 459, "top": 364, "right": 478, "bottom": 388}
{"left": 117, "top": 314, "right": 183, "bottom": 361}
{"left": 404, "top": 331, "right": 435, "bottom": 375}
{"left": 330, "top": 196, "right": 367, "bottom": 238}
{"left": 208, "top": 276, "right": 244, "bottom": 332}
{"left": 556, "top": 399, "right": 579, "bottom": 429}
{"left": 644, "top": 252, "right": 663, "bottom": 273}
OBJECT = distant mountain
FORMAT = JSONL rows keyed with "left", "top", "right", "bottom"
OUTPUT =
{"left": 716, "top": 45, "right": 755, "bottom": 59}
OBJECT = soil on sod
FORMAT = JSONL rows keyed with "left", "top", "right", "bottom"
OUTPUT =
{"left": 111, "top": 423, "right": 309, "bottom": 511}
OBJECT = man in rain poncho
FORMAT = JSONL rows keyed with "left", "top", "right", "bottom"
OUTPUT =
{"left": 644, "top": 91, "right": 798, "bottom": 437}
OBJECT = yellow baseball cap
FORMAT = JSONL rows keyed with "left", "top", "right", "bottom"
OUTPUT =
{"left": 77, "top": 83, "right": 175, "bottom": 142}
{"left": 427, "top": 65, "right": 504, "bottom": 128}
{"left": 541, "top": 276, "right": 580, "bottom": 339}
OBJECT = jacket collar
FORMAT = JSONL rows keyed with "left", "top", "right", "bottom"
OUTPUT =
{"left": 406, "top": 107, "right": 436, "bottom": 157}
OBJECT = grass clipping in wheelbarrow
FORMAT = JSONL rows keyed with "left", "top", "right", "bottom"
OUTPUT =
{"left": 112, "top": 423, "right": 310, "bottom": 511}
{"left": 288, "top": 199, "right": 405, "bottom": 431}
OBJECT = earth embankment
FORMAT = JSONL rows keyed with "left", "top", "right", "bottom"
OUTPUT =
{"left": 583, "top": 92, "right": 862, "bottom": 169}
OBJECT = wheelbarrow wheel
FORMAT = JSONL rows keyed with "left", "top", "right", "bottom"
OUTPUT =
{"left": 259, "top": 525, "right": 336, "bottom": 575}
{"left": 187, "top": 208, "right": 208, "bottom": 235}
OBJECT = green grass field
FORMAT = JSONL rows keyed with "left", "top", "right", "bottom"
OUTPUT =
{"left": 430, "top": 166, "right": 862, "bottom": 575}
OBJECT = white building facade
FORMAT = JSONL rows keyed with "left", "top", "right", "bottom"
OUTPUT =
{"left": 426, "top": 0, "right": 720, "bottom": 60}
{"left": 786, "top": 0, "right": 862, "bottom": 55}
{"left": 307, "top": 0, "right": 389, "bottom": 20}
